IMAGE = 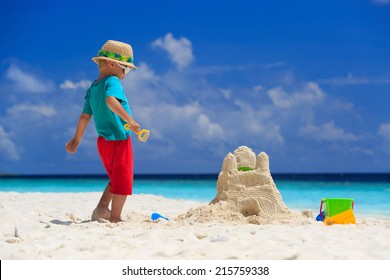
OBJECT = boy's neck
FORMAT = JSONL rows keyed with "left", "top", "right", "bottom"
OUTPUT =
{"left": 96, "top": 69, "right": 121, "bottom": 82}
{"left": 96, "top": 73, "right": 110, "bottom": 81}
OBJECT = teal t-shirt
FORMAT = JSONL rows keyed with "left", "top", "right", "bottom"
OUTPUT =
{"left": 82, "top": 76, "right": 132, "bottom": 140}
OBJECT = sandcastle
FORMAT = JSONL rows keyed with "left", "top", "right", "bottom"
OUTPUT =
{"left": 177, "top": 146, "right": 311, "bottom": 225}
{"left": 211, "top": 146, "right": 290, "bottom": 217}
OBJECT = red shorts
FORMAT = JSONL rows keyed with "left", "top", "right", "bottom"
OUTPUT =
{"left": 97, "top": 136, "right": 133, "bottom": 195}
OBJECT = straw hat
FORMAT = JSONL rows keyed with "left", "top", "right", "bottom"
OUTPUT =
{"left": 92, "top": 40, "right": 137, "bottom": 69}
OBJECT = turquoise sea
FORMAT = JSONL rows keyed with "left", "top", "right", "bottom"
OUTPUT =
{"left": 1, "top": 174, "right": 389, "bottom": 219}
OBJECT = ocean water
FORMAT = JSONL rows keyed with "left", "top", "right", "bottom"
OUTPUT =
{"left": 0, "top": 174, "right": 389, "bottom": 219}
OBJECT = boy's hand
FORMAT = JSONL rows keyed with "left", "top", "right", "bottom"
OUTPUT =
{"left": 66, "top": 138, "right": 80, "bottom": 153}
{"left": 127, "top": 119, "right": 141, "bottom": 134}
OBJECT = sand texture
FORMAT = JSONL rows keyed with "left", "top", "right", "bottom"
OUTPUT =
{"left": 1, "top": 192, "right": 389, "bottom": 260}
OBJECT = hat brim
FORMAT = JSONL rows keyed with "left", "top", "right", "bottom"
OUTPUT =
{"left": 92, "top": 57, "right": 137, "bottom": 69}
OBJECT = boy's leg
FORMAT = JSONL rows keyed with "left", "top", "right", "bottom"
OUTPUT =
{"left": 110, "top": 194, "right": 127, "bottom": 223}
{"left": 91, "top": 182, "right": 113, "bottom": 221}
{"left": 94, "top": 137, "right": 115, "bottom": 221}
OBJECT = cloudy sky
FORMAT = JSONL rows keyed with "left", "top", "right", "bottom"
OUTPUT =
{"left": 1, "top": 0, "right": 390, "bottom": 175}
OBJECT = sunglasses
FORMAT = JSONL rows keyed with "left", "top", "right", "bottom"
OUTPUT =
{"left": 116, "top": 63, "right": 131, "bottom": 75}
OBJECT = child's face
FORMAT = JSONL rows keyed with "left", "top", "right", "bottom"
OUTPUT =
{"left": 110, "top": 62, "right": 126, "bottom": 79}
{"left": 115, "top": 63, "right": 131, "bottom": 76}
{"left": 98, "top": 60, "right": 129, "bottom": 80}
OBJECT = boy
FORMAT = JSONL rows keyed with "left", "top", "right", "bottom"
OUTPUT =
{"left": 66, "top": 40, "right": 141, "bottom": 223}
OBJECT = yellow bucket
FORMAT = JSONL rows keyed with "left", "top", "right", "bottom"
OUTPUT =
{"left": 324, "top": 209, "right": 356, "bottom": 226}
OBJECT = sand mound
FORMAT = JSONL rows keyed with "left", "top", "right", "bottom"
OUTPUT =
{"left": 178, "top": 146, "right": 310, "bottom": 225}
{"left": 175, "top": 201, "right": 312, "bottom": 225}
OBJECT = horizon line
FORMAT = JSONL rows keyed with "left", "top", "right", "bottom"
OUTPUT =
{"left": 1, "top": 172, "right": 390, "bottom": 182}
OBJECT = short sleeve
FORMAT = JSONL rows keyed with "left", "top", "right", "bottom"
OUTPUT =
{"left": 105, "top": 76, "right": 125, "bottom": 101}
{"left": 82, "top": 90, "right": 92, "bottom": 114}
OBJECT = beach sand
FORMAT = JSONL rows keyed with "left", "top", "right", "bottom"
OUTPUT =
{"left": 1, "top": 192, "right": 389, "bottom": 260}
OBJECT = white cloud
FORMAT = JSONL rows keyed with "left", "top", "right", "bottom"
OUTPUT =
{"left": 319, "top": 73, "right": 370, "bottom": 85}
{"left": 7, "top": 104, "right": 56, "bottom": 118}
{"left": 124, "top": 62, "right": 160, "bottom": 88}
{"left": 196, "top": 114, "right": 224, "bottom": 140}
{"left": 6, "top": 64, "right": 55, "bottom": 93}
{"left": 0, "top": 126, "right": 20, "bottom": 160}
{"left": 60, "top": 79, "right": 92, "bottom": 90}
{"left": 232, "top": 100, "right": 285, "bottom": 145}
{"left": 121, "top": 60, "right": 328, "bottom": 152}
{"left": 120, "top": 60, "right": 286, "bottom": 151}
{"left": 122, "top": 62, "right": 286, "bottom": 148}
{"left": 122, "top": 62, "right": 166, "bottom": 106}
{"left": 253, "top": 85, "right": 264, "bottom": 92}
{"left": 267, "top": 82, "right": 325, "bottom": 108}
{"left": 152, "top": 33, "right": 194, "bottom": 69}
{"left": 299, "top": 121, "right": 358, "bottom": 142}
{"left": 318, "top": 73, "right": 390, "bottom": 86}
{"left": 378, "top": 123, "right": 390, "bottom": 141}
{"left": 219, "top": 88, "right": 232, "bottom": 99}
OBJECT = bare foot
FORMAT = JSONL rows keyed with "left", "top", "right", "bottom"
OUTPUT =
{"left": 91, "top": 207, "right": 111, "bottom": 221}
{"left": 109, "top": 216, "right": 126, "bottom": 223}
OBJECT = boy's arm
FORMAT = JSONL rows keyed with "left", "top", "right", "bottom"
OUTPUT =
{"left": 106, "top": 96, "right": 141, "bottom": 134}
{"left": 65, "top": 113, "right": 92, "bottom": 153}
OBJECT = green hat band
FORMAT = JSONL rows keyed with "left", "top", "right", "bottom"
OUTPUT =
{"left": 97, "top": 49, "right": 134, "bottom": 63}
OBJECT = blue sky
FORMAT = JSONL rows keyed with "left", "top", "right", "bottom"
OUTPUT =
{"left": 1, "top": 0, "right": 390, "bottom": 174}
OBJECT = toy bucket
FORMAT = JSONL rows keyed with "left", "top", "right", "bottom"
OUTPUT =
{"left": 319, "top": 198, "right": 354, "bottom": 218}
{"left": 324, "top": 209, "right": 356, "bottom": 225}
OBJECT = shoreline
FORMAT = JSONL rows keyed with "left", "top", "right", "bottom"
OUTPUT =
{"left": 1, "top": 192, "right": 389, "bottom": 260}
{"left": 1, "top": 191, "right": 389, "bottom": 220}
{"left": 2, "top": 172, "right": 390, "bottom": 181}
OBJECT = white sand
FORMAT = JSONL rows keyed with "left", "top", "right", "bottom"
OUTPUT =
{"left": 1, "top": 192, "right": 389, "bottom": 260}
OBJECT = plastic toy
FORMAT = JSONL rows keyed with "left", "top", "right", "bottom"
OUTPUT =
{"left": 317, "top": 198, "right": 356, "bottom": 225}
{"left": 123, "top": 124, "right": 150, "bottom": 142}
{"left": 238, "top": 166, "right": 254, "bottom": 172}
{"left": 320, "top": 198, "right": 354, "bottom": 219}
{"left": 324, "top": 209, "right": 356, "bottom": 226}
{"left": 151, "top": 212, "right": 169, "bottom": 221}
{"left": 316, "top": 211, "right": 325, "bottom": 221}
